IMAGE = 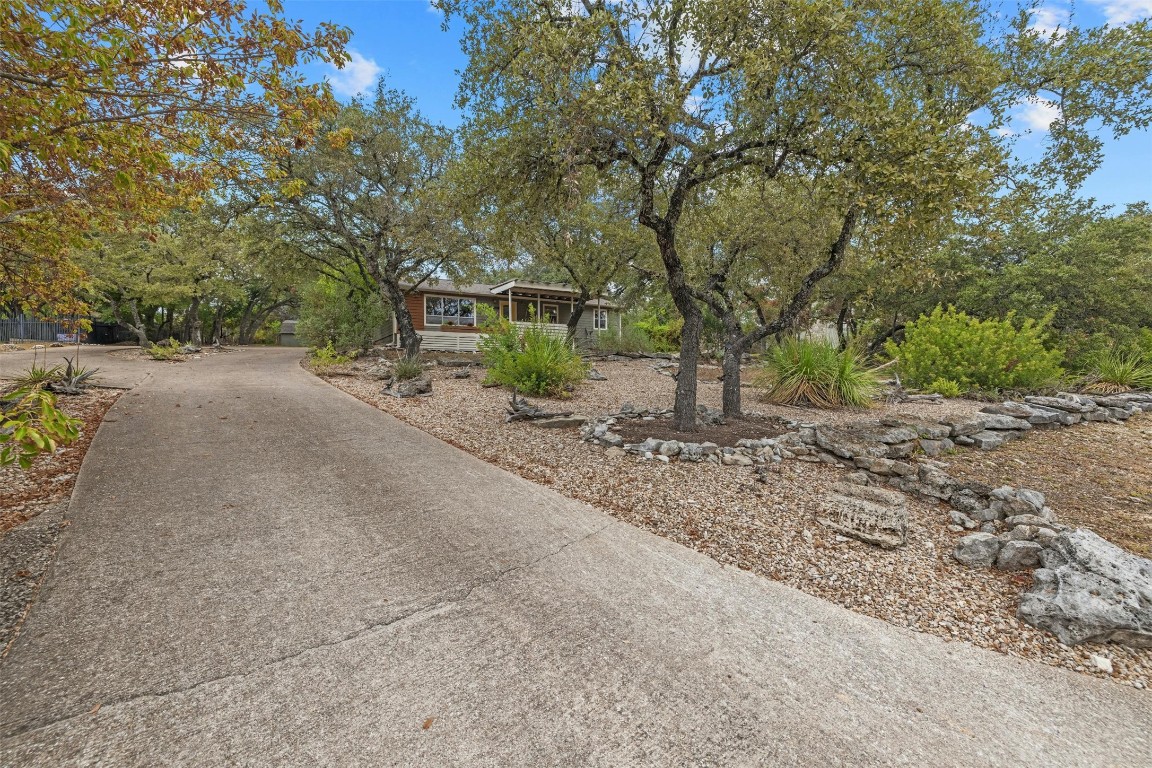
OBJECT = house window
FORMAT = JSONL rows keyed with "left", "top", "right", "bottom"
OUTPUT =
{"left": 425, "top": 295, "right": 475, "bottom": 326}
{"left": 593, "top": 309, "right": 609, "bottom": 331}
{"left": 541, "top": 304, "right": 559, "bottom": 324}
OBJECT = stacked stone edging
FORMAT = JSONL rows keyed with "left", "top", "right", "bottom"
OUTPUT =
{"left": 578, "top": 391, "right": 1152, "bottom": 648}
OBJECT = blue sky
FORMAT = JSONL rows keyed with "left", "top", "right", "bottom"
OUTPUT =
{"left": 284, "top": 0, "right": 1151, "bottom": 210}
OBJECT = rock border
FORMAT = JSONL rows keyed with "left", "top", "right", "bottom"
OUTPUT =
{"left": 578, "top": 391, "right": 1152, "bottom": 648}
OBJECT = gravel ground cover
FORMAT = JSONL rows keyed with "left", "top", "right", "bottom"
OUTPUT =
{"left": 319, "top": 358, "right": 1151, "bottom": 688}
{"left": 0, "top": 389, "right": 120, "bottom": 657}
{"left": 942, "top": 418, "right": 1152, "bottom": 556}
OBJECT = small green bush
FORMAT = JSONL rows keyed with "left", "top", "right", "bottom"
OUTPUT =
{"left": 755, "top": 338, "right": 880, "bottom": 408}
{"left": 590, "top": 325, "right": 653, "bottom": 355}
{"left": 927, "top": 377, "right": 964, "bottom": 398}
{"left": 310, "top": 341, "right": 350, "bottom": 370}
{"left": 392, "top": 355, "right": 423, "bottom": 381}
{"left": 145, "top": 339, "right": 183, "bottom": 361}
{"left": 886, "top": 306, "right": 1063, "bottom": 393}
{"left": 479, "top": 308, "right": 587, "bottom": 397}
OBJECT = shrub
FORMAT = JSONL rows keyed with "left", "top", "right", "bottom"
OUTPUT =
{"left": 927, "top": 377, "right": 964, "bottom": 398}
{"left": 479, "top": 308, "right": 587, "bottom": 396}
{"left": 633, "top": 313, "right": 682, "bottom": 353}
{"left": 755, "top": 338, "right": 880, "bottom": 408}
{"left": 886, "top": 306, "right": 1063, "bottom": 393}
{"left": 392, "top": 355, "right": 423, "bottom": 381}
{"left": 145, "top": 339, "right": 183, "bottom": 361}
{"left": 0, "top": 387, "right": 81, "bottom": 469}
{"left": 309, "top": 341, "right": 350, "bottom": 370}
{"left": 296, "top": 275, "right": 390, "bottom": 351}
{"left": 590, "top": 325, "right": 653, "bottom": 355}
{"left": 1082, "top": 349, "right": 1152, "bottom": 393}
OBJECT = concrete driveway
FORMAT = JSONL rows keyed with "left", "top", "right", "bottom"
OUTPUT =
{"left": 1, "top": 348, "right": 1148, "bottom": 766}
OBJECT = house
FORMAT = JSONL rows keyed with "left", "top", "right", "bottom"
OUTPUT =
{"left": 392, "top": 278, "right": 621, "bottom": 352}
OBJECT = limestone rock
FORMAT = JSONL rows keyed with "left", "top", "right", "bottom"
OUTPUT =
{"left": 814, "top": 428, "right": 887, "bottom": 459}
{"left": 953, "top": 533, "right": 1003, "bottom": 567}
{"left": 919, "top": 438, "right": 954, "bottom": 457}
{"left": 383, "top": 377, "right": 432, "bottom": 398}
{"left": 981, "top": 402, "right": 1037, "bottom": 419}
{"left": 913, "top": 423, "right": 952, "bottom": 440}
{"left": 817, "top": 492, "right": 908, "bottom": 549}
{"left": 996, "top": 540, "right": 1044, "bottom": 570}
{"left": 1017, "top": 529, "right": 1152, "bottom": 647}
{"left": 721, "top": 453, "right": 753, "bottom": 466}
{"left": 945, "top": 418, "right": 986, "bottom": 438}
{"left": 980, "top": 414, "right": 1033, "bottom": 431}
{"left": 1024, "top": 395, "right": 1095, "bottom": 414}
{"left": 533, "top": 415, "right": 588, "bottom": 428}
{"left": 969, "top": 430, "right": 1008, "bottom": 450}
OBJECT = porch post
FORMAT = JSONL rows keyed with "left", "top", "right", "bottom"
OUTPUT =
{"left": 507, "top": 287, "right": 512, "bottom": 320}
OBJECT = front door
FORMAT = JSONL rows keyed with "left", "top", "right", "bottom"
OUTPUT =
{"left": 499, "top": 301, "right": 513, "bottom": 321}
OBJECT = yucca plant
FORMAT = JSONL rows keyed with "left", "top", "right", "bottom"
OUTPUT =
{"left": 1082, "top": 349, "right": 1152, "bottom": 393}
{"left": 756, "top": 338, "right": 880, "bottom": 408}
{"left": 392, "top": 355, "right": 424, "bottom": 381}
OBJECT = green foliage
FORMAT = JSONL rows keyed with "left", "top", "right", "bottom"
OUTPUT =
{"left": 14, "top": 363, "right": 62, "bottom": 387}
{"left": 590, "top": 325, "right": 654, "bottom": 355}
{"left": 309, "top": 341, "right": 350, "bottom": 370}
{"left": 392, "top": 356, "right": 424, "bottom": 381}
{"left": 886, "top": 306, "right": 1063, "bottom": 393}
{"left": 755, "top": 338, "right": 880, "bottom": 409}
{"left": 927, "top": 377, "right": 964, "bottom": 398}
{"left": 296, "top": 275, "right": 390, "bottom": 351}
{"left": 1082, "top": 349, "right": 1152, "bottom": 393}
{"left": 479, "top": 307, "right": 587, "bottom": 396}
{"left": 0, "top": 387, "right": 81, "bottom": 469}
{"left": 145, "top": 339, "right": 184, "bottom": 361}
{"left": 632, "top": 315, "right": 682, "bottom": 353}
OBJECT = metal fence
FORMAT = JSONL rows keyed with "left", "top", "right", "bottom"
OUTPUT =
{"left": 0, "top": 315, "right": 81, "bottom": 343}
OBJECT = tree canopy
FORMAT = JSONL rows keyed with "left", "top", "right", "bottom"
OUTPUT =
{"left": 1, "top": 0, "right": 349, "bottom": 313}
{"left": 443, "top": 0, "right": 1152, "bottom": 427}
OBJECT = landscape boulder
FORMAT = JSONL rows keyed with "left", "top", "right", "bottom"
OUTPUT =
{"left": 1018, "top": 529, "right": 1152, "bottom": 647}
{"left": 995, "top": 540, "right": 1044, "bottom": 570}
{"left": 384, "top": 377, "right": 432, "bottom": 398}
{"left": 953, "top": 533, "right": 1002, "bottom": 567}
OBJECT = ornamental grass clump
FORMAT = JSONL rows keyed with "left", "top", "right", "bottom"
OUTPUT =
{"left": 755, "top": 338, "right": 880, "bottom": 408}
{"left": 1082, "top": 349, "right": 1152, "bottom": 393}
{"left": 478, "top": 308, "right": 587, "bottom": 397}
{"left": 885, "top": 306, "right": 1063, "bottom": 394}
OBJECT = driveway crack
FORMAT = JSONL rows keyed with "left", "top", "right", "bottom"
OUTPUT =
{"left": 1, "top": 521, "right": 612, "bottom": 740}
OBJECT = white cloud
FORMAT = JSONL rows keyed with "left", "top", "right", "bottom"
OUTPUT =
{"left": 328, "top": 50, "right": 382, "bottom": 98}
{"left": 1090, "top": 1, "right": 1152, "bottom": 24}
{"left": 1018, "top": 97, "right": 1062, "bottom": 131}
{"left": 1029, "top": 5, "right": 1069, "bottom": 37}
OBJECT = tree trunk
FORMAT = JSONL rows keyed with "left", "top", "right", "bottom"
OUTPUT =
{"left": 120, "top": 299, "right": 150, "bottom": 348}
{"left": 377, "top": 275, "right": 421, "bottom": 357}
{"left": 211, "top": 304, "right": 226, "bottom": 345}
{"left": 721, "top": 324, "right": 745, "bottom": 418}
{"left": 657, "top": 226, "right": 700, "bottom": 431}
{"left": 185, "top": 297, "right": 203, "bottom": 347}
{"left": 565, "top": 294, "right": 589, "bottom": 341}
